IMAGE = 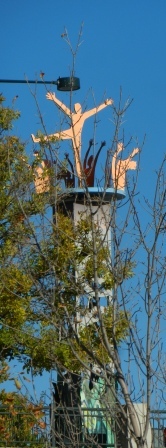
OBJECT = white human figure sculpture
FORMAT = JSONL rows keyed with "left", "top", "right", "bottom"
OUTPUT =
{"left": 111, "top": 142, "right": 139, "bottom": 190}
{"left": 31, "top": 92, "right": 113, "bottom": 183}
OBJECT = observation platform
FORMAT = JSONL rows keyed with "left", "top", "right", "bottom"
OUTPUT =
{"left": 60, "top": 187, "right": 126, "bottom": 204}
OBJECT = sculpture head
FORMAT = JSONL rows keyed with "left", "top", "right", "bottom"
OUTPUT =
{"left": 74, "top": 103, "right": 82, "bottom": 114}
{"left": 117, "top": 142, "right": 124, "bottom": 155}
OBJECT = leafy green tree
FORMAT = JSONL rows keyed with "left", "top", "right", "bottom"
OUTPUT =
{"left": 0, "top": 363, "right": 47, "bottom": 447}
{"left": 0, "top": 95, "right": 46, "bottom": 363}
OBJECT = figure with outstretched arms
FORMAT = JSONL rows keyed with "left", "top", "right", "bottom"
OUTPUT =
{"left": 31, "top": 92, "right": 113, "bottom": 183}
{"left": 111, "top": 142, "right": 139, "bottom": 190}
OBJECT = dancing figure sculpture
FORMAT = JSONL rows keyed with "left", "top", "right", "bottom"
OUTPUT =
{"left": 34, "top": 158, "right": 51, "bottom": 194}
{"left": 111, "top": 143, "right": 139, "bottom": 190}
{"left": 31, "top": 92, "right": 113, "bottom": 184}
{"left": 83, "top": 139, "right": 106, "bottom": 187}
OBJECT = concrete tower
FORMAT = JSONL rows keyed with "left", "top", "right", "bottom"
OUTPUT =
{"left": 32, "top": 87, "right": 139, "bottom": 448}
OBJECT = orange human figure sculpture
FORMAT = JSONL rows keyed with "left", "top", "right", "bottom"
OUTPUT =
{"left": 31, "top": 92, "right": 113, "bottom": 183}
{"left": 111, "top": 143, "right": 139, "bottom": 190}
{"left": 34, "top": 159, "right": 51, "bottom": 194}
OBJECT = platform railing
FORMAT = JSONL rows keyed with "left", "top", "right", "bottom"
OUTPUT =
{"left": 0, "top": 406, "right": 166, "bottom": 447}
{"left": 52, "top": 406, "right": 115, "bottom": 447}
{"left": 0, "top": 405, "right": 50, "bottom": 447}
{"left": 150, "top": 411, "right": 166, "bottom": 448}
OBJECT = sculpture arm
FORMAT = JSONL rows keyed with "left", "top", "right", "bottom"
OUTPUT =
{"left": 130, "top": 147, "right": 139, "bottom": 158}
{"left": 116, "top": 145, "right": 139, "bottom": 159}
{"left": 83, "top": 139, "right": 94, "bottom": 169}
{"left": 84, "top": 99, "right": 113, "bottom": 119}
{"left": 46, "top": 92, "right": 71, "bottom": 116}
{"left": 94, "top": 141, "right": 106, "bottom": 167}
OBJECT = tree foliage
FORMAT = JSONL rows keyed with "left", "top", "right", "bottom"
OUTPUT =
{"left": 0, "top": 95, "right": 46, "bottom": 362}
{"left": 0, "top": 364, "right": 47, "bottom": 447}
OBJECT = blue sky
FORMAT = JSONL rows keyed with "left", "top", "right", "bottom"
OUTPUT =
{"left": 1, "top": 0, "right": 166, "bottom": 185}
{"left": 1, "top": 0, "right": 166, "bottom": 401}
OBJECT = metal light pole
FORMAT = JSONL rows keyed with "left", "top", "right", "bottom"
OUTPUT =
{"left": 0, "top": 76, "right": 80, "bottom": 91}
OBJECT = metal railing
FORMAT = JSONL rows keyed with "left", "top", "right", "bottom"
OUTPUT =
{"left": 0, "top": 405, "right": 50, "bottom": 447}
{"left": 51, "top": 406, "right": 115, "bottom": 447}
{"left": 0, "top": 406, "right": 166, "bottom": 447}
{"left": 151, "top": 411, "right": 166, "bottom": 448}
{"left": 0, "top": 405, "right": 115, "bottom": 447}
